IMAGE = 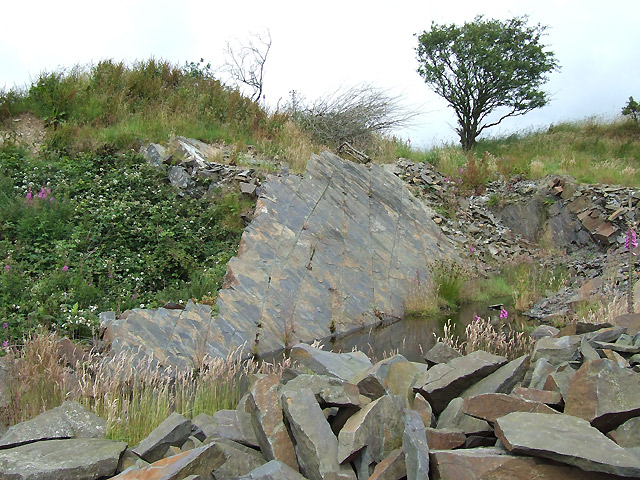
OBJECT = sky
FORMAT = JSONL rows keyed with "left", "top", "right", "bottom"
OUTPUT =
{"left": 2, "top": 0, "right": 639, "bottom": 147}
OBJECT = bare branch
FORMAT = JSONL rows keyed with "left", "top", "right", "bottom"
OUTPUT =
{"left": 222, "top": 30, "right": 272, "bottom": 102}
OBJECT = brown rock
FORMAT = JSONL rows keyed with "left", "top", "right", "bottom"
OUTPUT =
{"left": 248, "top": 374, "right": 298, "bottom": 471}
{"left": 368, "top": 449, "right": 406, "bottom": 480}
{"left": 608, "top": 416, "right": 640, "bottom": 448}
{"left": 423, "top": 342, "right": 462, "bottom": 367}
{"left": 414, "top": 351, "right": 507, "bottom": 414}
{"left": 613, "top": 313, "right": 640, "bottom": 335}
{"left": 494, "top": 412, "right": 640, "bottom": 477}
{"left": 412, "top": 393, "right": 435, "bottom": 428}
{"left": 565, "top": 359, "right": 640, "bottom": 431}
{"left": 425, "top": 428, "right": 465, "bottom": 450}
{"left": 462, "top": 393, "right": 558, "bottom": 424}
{"left": 511, "top": 387, "right": 563, "bottom": 408}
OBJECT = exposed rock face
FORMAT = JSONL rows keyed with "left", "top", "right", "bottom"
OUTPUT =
{"left": 101, "top": 152, "right": 455, "bottom": 367}
{"left": 494, "top": 412, "right": 640, "bottom": 477}
{"left": 215, "top": 152, "right": 455, "bottom": 357}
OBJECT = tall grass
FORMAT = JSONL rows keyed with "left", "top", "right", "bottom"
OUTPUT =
{"left": 1, "top": 330, "right": 292, "bottom": 445}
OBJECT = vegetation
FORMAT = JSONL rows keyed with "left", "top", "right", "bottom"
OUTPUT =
{"left": 416, "top": 15, "right": 558, "bottom": 150}
{"left": 622, "top": 96, "right": 639, "bottom": 122}
{"left": 0, "top": 144, "right": 253, "bottom": 342}
{"left": 2, "top": 329, "right": 291, "bottom": 444}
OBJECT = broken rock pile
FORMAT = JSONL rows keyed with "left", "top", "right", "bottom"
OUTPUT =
{"left": 4, "top": 319, "right": 640, "bottom": 479}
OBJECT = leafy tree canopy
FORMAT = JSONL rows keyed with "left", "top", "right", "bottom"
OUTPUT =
{"left": 416, "top": 16, "right": 559, "bottom": 150}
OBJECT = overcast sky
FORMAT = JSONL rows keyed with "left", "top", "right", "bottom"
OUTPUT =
{"left": 2, "top": 0, "right": 639, "bottom": 147}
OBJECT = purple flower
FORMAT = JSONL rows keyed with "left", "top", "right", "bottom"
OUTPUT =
{"left": 2, "top": 322, "right": 7, "bottom": 329}
{"left": 49, "top": 197, "right": 54, "bottom": 203}
{"left": 38, "top": 187, "right": 47, "bottom": 199}
{"left": 500, "top": 307, "right": 508, "bottom": 319}
{"left": 626, "top": 228, "right": 638, "bottom": 255}
{"left": 62, "top": 265, "right": 69, "bottom": 272}
{"left": 3, "top": 265, "right": 9, "bottom": 272}
{"left": 469, "top": 245, "right": 475, "bottom": 253}
{"left": 25, "top": 188, "right": 33, "bottom": 203}
{"left": 2, "top": 340, "right": 8, "bottom": 349}
{"left": 474, "top": 314, "right": 482, "bottom": 322}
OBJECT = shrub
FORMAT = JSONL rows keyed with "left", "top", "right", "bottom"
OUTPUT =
{"left": 622, "top": 96, "right": 639, "bottom": 122}
{"left": 431, "top": 260, "right": 469, "bottom": 308}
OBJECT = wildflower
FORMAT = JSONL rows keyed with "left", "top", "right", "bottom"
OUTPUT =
{"left": 474, "top": 314, "right": 482, "bottom": 322}
{"left": 625, "top": 228, "right": 638, "bottom": 255}
{"left": 500, "top": 307, "right": 508, "bottom": 319}
{"left": 2, "top": 340, "right": 7, "bottom": 349}
{"left": 38, "top": 187, "right": 47, "bottom": 199}
{"left": 2, "top": 322, "right": 7, "bottom": 329}
{"left": 62, "top": 265, "right": 69, "bottom": 272}
{"left": 25, "top": 188, "right": 33, "bottom": 203}
{"left": 3, "top": 265, "right": 9, "bottom": 272}
{"left": 469, "top": 245, "right": 475, "bottom": 253}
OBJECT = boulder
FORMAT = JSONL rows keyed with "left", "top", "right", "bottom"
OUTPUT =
{"left": 510, "top": 387, "right": 563, "bottom": 408}
{"left": 613, "top": 313, "right": 640, "bottom": 335}
{"left": 542, "top": 362, "right": 576, "bottom": 400}
{"left": 580, "top": 335, "right": 601, "bottom": 362}
{"left": 237, "top": 460, "right": 308, "bottom": 480}
{"left": 425, "top": 428, "right": 465, "bottom": 450}
{"left": 528, "top": 324, "right": 559, "bottom": 340}
{"left": 208, "top": 440, "right": 267, "bottom": 479}
{"left": 414, "top": 350, "right": 507, "bottom": 413}
{"left": 460, "top": 355, "right": 529, "bottom": 398}
{"left": 411, "top": 393, "right": 435, "bottom": 428}
{"left": 436, "top": 397, "right": 492, "bottom": 436}
{"left": 354, "top": 354, "right": 410, "bottom": 399}
{"left": 531, "top": 335, "right": 581, "bottom": 365}
{"left": 403, "top": 409, "right": 430, "bottom": 480}
{"left": 235, "top": 394, "right": 260, "bottom": 447}
{"left": 494, "top": 412, "right": 640, "bottom": 477}
{"left": 525, "top": 358, "right": 556, "bottom": 390}
{"left": 586, "top": 326, "right": 627, "bottom": 346}
{"left": 462, "top": 393, "right": 558, "bottom": 424}
{"left": 282, "top": 374, "right": 360, "bottom": 408}
{"left": 133, "top": 412, "right": 192, "bottom": 463}
{"left": 112, "top": 443, "right": 229, "bottom": 480}
{"left": 608, "top": 416, "right": 640, "bottom": 448}
{"left": 368, "top": 449, "right": 406, "bottom": 480}
{"left": 290, "top": 343, "right": 372, "bottom": 383}
{"left": 281, "top": 388, "right": 356, "bottom": 480}
{"left": 0, "top": 437, "right": 127, "bottom": 480}
{"left": 430, "top": 447, "right": 622, "bottom": 480}
{"left": 564, "top": 359, "right": 640, "bottom": 431}
{"left": 0, "top": 400, "right": 106, "bottom": 448}
{"left": 337, "top": 394, "right": 406, "bottom": 465}
{"left": 423, "top": 342, "right": 462, "bottom": 367}
{"left": 247, "top": 373, "right": 299, "bottom": 471}
{"left": 194, "top": 409, "right": 256, "bottom": 447}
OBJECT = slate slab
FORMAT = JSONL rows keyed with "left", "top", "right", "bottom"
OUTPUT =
{"left": 133, "top": 412, "right": 192, "bottom": 463}
{"left": 290, "top": 343, "right": 372, "bottom": 383}
{"left": 564, "top": 359, "right": 640, "bottom": 431}
{"left": 462, "top": 393, "right": 558, "bottom": 424}
{"left": 494, "top": 412, "right": 640, "bottom": 477}
{"left": 0, "top": 437, "right": 127, "bottom": 480}
{"left": 403, "top": 410, "right": 429, "bottom": 480}
{"left": 237, "top": 460, "right": 308, "bottom": 480}
{"left": 414, "top": 350, "right": 507, "bottom": 413}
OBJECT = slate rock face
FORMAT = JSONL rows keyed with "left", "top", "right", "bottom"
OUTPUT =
{"left": 494, "top": 412, "right": 640, "bottom": 477}
{"left": 564, "top": 358, "right": 640, "bottom": 431}
{"left": 215, "top": 152, "right": 455, "bottom": 357}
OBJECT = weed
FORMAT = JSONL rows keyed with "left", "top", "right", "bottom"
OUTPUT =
{"left": 403, "top": 270, "right": 440, "bottom": 317}
{"left": 431, "top": 260, "right": 469, "bottom": 308}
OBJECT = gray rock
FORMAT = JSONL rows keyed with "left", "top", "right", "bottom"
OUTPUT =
{"left": 167, "top": 165, "right": 194, "bottom": 190}
{"left": 542, "top": 362, "right": 576, "bottom": 400}
{"left": 526, "top": 358, "right": 556, "bottom": 390}
{"left": 235, "top": 394, "right": 260, "bottom": 447}
{"left": 580, "top": 335, "right": 601, "bottom": 362}
{"left": 210, "top": 440, "right": 267, "bottom": 479}
{"left": 429, "top": 446, "right": 617, "bottom": 480}
{"left": 112, "top": 443, "right": 228, "bottom": 480}
{"left": 403, "top": 409, "right": 429, "bottom": 480}
{"left": 414, "top": 350, "right": 507, "bottom": 413}
{"left": 0, "top": 437, "right": 127, "bottom": 480}
{"left": 133, "top": 412, "right": 192, "bottom": 463}
{"left": 0, "top": 400, "right": 106, "bottom": 448}
{"left": 565, "top": 359, "right": 640, "bottom": 431}
{"left": 531, "top": 335, "right": 581, "bottom": 366}
{"left": 354, "top": 354, "right": 410, "bottom": 399}
{"left": 237, "top": 460, "right": 308, "bottom": 480}
{"left": 281, "top": 388, "right": 356, "bottom": 480}
{"left": 494, "top": 412, "right": 640, "bottom": 477}
{"left": 143, "top": 143, "right": 168, "bottom": 169}
{"left": 367, "top": 448, "right": 406, "bottom": 480}
{"left": 290, "top": 343, "right": 372, "bottom": 383}
{"left": 586, "top": 326, "right": 627, "bottom": 346}
{"left": 462, "top": 393, "right": 559, "bottom": 424}
{"left": 594, "top": 341, "right": 640, "bottom": 354}
{"left": 337, "top": 395, "right": 406, "bottom": 466}
{"left": 461, "top": 355, "right": 529, "bottom": 398}
{"left": 436, "top": 397, "right": 493, "bottom": 436}
{"left": 248, "top": 373, "right": 298, "bottom": 471}
{"left": 282, "top": 374, "right": 360, "bottom": 408}
{"left": 608, "top": 416, "right": 640, "bottom": 448}
{"left": 529, "top": 325, "right": 559, "bottom": 340}
{"left": 412, "top": 393, "right": 435, "bottom": 428}
{"left": 423, "top": 342, "right": 462, "bottom": 367}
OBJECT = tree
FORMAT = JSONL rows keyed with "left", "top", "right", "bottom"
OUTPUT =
{"left": 622, "top": 96, "right": 639, "bottom": 122}
{"left": 222, "top": 30, "right": 272, "bottom": 103}
{"left": 416, "top": 16, "right": 559, "bottom": 150}
{"left": 286, "top": 84, "right": 419, "bottom": 149}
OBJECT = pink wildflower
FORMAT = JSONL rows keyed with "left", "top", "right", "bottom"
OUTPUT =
{"left": 25, "top": 187, "right": 33, "bottom": 203}
{"left": 3, "top": 265, "right": 9, "bottom": 272}
{"left": 62, "top": 265, "right": 69, "bottom": 272}
{"left": 2, "top": 322, "right": 7, "bottom": 329}
{"left": 2, "top": 340, "right": 8, "bottom": 349}
{"left": 500, "top": 307, "right": 508, "bottom": 319}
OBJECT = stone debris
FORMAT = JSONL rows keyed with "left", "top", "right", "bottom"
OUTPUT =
{"left": 5, "top": 321, "right": 640, "bottom": 478}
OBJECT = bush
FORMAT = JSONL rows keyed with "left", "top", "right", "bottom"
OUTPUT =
{"left": 622, "top": 96, "right": 639, "bottom": 122}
